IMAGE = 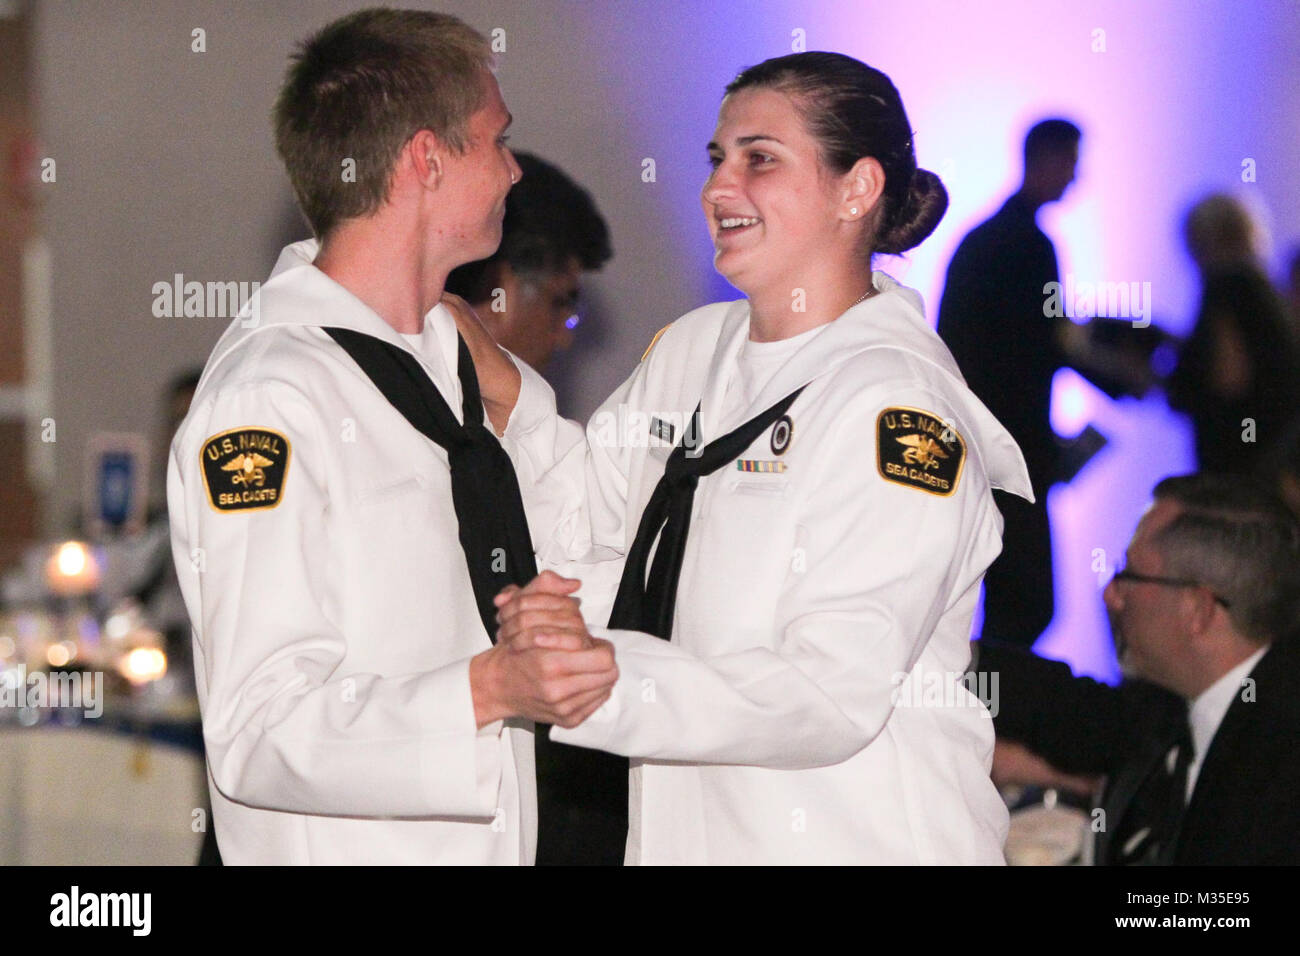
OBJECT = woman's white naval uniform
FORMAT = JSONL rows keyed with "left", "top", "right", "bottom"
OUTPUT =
{"left": 503, "top": 272, "right": 1034, "bottom": 864}
{"left": 168, "top": 239, "right": 566, "bottom": 864}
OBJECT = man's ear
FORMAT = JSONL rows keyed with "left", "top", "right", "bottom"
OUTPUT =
{"left": 840, "top": 156, "right": 886, "bottom": 223}
{"left": 408, "top": 129, "right": 446, "bottom": 189}
{"left": 1185, "top": 587, "right": 1219, "bottom": 639}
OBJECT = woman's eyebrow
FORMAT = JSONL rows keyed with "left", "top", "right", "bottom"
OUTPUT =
{"left": 706, "top": 134, "right": 784, "bottom": 151}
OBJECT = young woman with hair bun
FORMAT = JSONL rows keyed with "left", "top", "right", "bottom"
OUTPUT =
{"left": 484, "top": 51, "right": 1034, "bottom": 864}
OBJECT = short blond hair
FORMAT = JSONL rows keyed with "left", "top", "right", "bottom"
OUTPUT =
{"left": 273, "top": 8, "right": 493, "bottom": 237}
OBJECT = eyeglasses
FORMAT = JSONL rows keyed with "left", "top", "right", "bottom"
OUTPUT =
{"left": 1111, "top": 562, "right": 1232, "bottom": 609}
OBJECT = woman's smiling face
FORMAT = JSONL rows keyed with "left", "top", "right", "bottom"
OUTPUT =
{"left": 702, "top": 87, "right": 848, "bottom": 296}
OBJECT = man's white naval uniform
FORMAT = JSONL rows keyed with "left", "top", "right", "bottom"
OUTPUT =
{"left": 504, "top": 272, "right": 1035, "bottom": 864}
{"left": 168, "top": 240, "right": 562, "bottom": 864}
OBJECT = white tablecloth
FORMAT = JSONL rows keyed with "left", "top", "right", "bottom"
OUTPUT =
{"left": 0, "top": 725, "right": 207, "bottom": 865}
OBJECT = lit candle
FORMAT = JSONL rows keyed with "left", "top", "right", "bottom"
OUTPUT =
{"left": 119, "top": 646, "right": 167, "bottom": 685}
{"left": 44, "top": 541, "right": 101, "bottom": 597}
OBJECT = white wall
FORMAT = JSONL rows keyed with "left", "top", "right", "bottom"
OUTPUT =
{"left": 32, "top": 0, "right": 715, "bottom": 531}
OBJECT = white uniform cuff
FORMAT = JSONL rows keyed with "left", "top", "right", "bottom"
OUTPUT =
{"left": 417, "top": 656, "right": 504, "bottom": 818}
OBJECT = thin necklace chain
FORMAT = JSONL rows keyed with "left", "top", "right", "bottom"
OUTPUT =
{"left": 849, "top": 283, "right": 877, "bottom": 309}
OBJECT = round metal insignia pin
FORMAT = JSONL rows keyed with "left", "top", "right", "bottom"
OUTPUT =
{"left": 771, "top": 415, "right": 793, "bottom": 455}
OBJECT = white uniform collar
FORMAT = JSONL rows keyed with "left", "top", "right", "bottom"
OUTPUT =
{"left": 200, "top": 238, "right": 465, "bottom": 421}
{"left": 701, "top": 271, "right": 1034, "bottom": 500}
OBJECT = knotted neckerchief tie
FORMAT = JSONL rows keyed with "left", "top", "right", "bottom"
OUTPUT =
{"left": 199, "top": 327, "right": 539, "bottom": 868}
{"left": 607, "top": 384, "right": 806, "bottom": 639}
{"left": 536, "top": 383, "right": 810, "bottom": 865}
{"left": 324, "top": 327, "right": 538, "bottom": 640}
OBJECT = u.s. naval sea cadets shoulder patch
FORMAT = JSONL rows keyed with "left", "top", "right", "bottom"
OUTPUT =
{"left": 200, "top": 427, "right": 291, "bottom": 512}
{"left": 876, "top": 407, "right": 965, "bottom": 497}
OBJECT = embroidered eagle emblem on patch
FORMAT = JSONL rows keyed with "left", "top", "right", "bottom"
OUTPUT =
{"left": 876, "top": 407, "right": 965, "bottom": 496}
{"left": 200, "top": 427, "right": 291, "bottom": 512}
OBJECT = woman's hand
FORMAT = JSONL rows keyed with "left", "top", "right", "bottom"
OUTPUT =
{"left": 494, "top": 571, "right": 589, "bottom": 650}
{"left": 442, "top": 291, "right": 522, "bottom": 435}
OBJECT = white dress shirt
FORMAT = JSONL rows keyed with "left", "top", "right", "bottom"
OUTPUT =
{"left": 1185, "top": 644, "right": 1269, "bottom": 800}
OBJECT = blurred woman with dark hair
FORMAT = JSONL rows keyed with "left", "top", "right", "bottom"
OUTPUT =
{"left": 480, "top": 52, "right": 1034, "bottom": 863}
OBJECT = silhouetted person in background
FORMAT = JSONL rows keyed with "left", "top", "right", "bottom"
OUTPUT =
{"left": 937, "top": 119, "right": 1081, "bottom": 648}
{"left": 1167, "top": 194, "right": 1300, "bottom": 477}
{"left": 446, "top": 151, "right": 611, "bottom": 373}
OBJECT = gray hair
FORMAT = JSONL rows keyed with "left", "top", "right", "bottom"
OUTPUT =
{"left": 1151, "top": 474, "right": 1300, "bottom": 643}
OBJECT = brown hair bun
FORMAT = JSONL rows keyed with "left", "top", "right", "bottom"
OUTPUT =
{"left": 875, "top": 168, "right": 948, "bottom": 255}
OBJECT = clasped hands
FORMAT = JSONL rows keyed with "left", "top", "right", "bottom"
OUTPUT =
{"left": 470, "top": 570, "right": 618, "bottom": 729}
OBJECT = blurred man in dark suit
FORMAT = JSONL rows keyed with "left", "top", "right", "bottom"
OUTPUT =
{"left": 938, "top": 119, "right": 1081, "bottom": 648}
{"left": 979, "top": 473, "right": 1300, "bottom": 864}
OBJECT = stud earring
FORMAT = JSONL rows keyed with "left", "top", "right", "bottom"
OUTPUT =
{"left": 850, "top": 207, "right": 859, "bottom": 216}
